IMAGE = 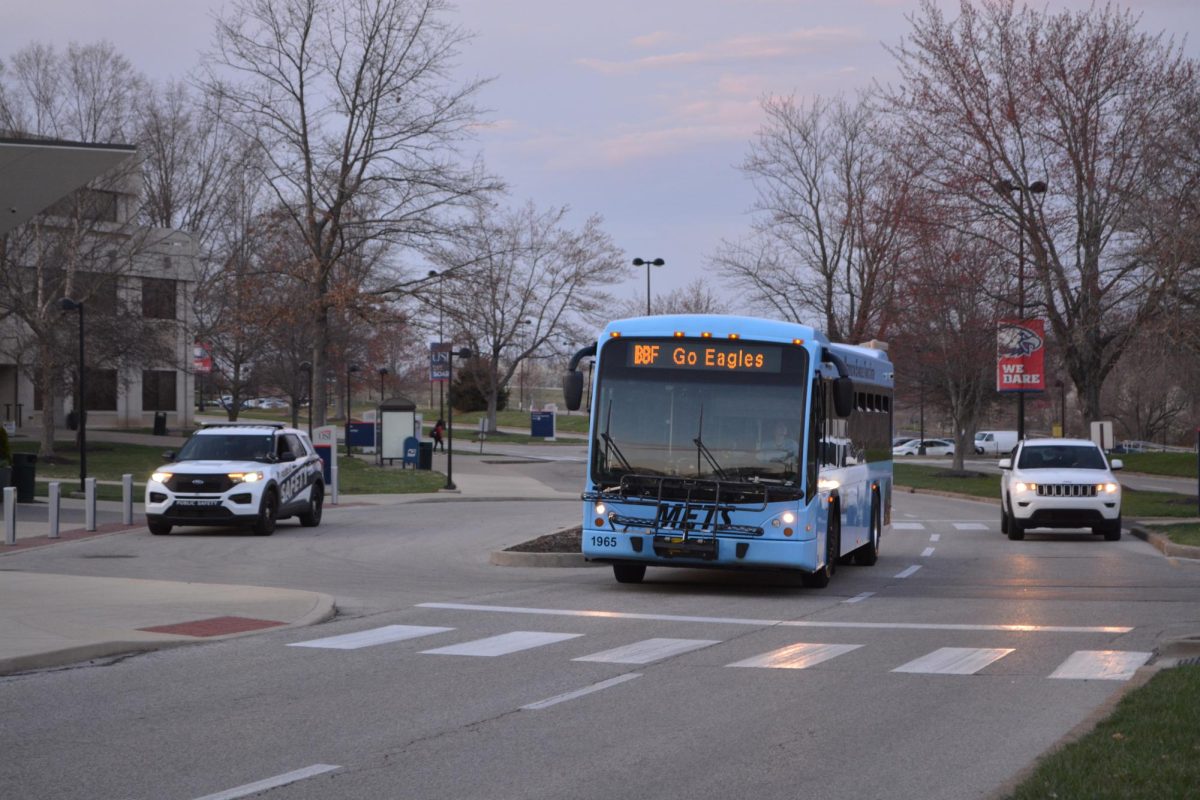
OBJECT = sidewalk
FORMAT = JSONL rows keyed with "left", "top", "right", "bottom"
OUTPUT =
{"left": 0, "top": 454, "right": 579, "bottom": 677}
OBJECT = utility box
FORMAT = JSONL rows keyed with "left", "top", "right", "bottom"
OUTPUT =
{"left": 380, "top": 396, "right": 418, "bottom": 464}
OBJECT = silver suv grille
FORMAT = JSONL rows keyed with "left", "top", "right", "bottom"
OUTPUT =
{"left": 1036, "top": 484, "right": 1097, "bottom": 498}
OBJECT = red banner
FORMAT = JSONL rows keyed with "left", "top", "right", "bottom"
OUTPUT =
{"left": 997, "top": 319, "right": 1045, "bottom": 392}
{"left": 193, "top": 342, "right": 212, "bottom": 374}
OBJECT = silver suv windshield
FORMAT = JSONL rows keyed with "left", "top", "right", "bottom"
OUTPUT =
{"left": 1017, "top": 444, "right": 1107, "bottom": 470}
{"left": 176, "top": 434, "right": 275, "bottom": 462}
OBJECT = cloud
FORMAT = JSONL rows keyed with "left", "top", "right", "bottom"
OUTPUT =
{"left": 630, "top": 31, "right": 676, "bottom": 48}
{"left": 577, "top": 27, "right": 865, "bottom": 75}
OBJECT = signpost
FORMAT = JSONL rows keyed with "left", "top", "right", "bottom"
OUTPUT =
{"left": 313, "top": 425, "right": 338, "bottom": 504}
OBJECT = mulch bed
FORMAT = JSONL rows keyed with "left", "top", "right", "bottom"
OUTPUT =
{"left": 505, "top": 525, "right": 581, "bottom": 553}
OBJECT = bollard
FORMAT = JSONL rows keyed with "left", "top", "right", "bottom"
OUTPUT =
{"left": 85, "top": 477, "right": 97, "bottom": 531}
{"left": 122, "top": 473, "right": 133, "bottom": 525}
{"left": 331, "top": 465, "right": 339, "bottom": 506}
{"left": 49, "top": 481, "right": 60, "bottom": 539}
{"left": 3, "top": 486, "right": 14, "bottom": 545}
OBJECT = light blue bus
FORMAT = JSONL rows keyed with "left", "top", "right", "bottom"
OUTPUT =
{"left": 563, "top": 314, "right": 893, "bottom": 587}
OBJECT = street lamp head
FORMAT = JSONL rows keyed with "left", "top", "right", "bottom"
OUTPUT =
{"left": 378, "top": 366, "right": 389, "bottom": 376}
{"left": 632, "top": 257, "right": 665, "bottom": 267}
{"left": 427, "top": 269, "right": 439, "bottom": 278}
{"left": 455, "top": 347, "right": 473, "bottom": 359}
{"left": 1028, "top": 180, "right": 1048, "bottom": 194}
{"left": 348, "top": 364, "right": 360, "bottom": 374}
{"left": 59, "top": 297, "right": 81, "bottom": 312}
{"left": 299, "top": 361, "right": 312, "bottom": 372}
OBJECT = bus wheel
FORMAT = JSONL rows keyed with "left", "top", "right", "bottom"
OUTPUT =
{"left": 854, "top": 500, "right": 880, "bottom": 566}
{"left": 803, "top": 511, "right": 839, "bottom": 588}
{"left": 613, "top": 563, "right": 646, "bottom": 584}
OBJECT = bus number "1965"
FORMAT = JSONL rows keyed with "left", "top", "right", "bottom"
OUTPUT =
{"left": 590, "top": 535, "right": 618, "bottom": 548}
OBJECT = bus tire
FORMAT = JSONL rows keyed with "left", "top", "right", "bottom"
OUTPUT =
{"left": 803, "top": 509, "right": 839, "bottom": 588}
{"left": 853, "top": 498, "right": 880, "bottom": 566}
{"left": 613, "top": 563, "right": 646, "bottom": 584}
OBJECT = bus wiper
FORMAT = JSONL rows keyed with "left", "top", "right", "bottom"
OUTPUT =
{"left": 693, "top": 404, "right": 727, "bottom": 479}
{"left": 601, "top": 400, "right": 633, "bottom": 472}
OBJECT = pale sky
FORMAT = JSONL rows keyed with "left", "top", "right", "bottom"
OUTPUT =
{"left": 4, "top": 0, "right": 1198, "bottom": 309}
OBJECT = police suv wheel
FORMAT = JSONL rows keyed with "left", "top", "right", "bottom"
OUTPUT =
{"left": 252, "top": 490, "right": 278, "bottom": 536}
{"left": 148, "top": 520, "right": 171, "bottom": 536}
{"left": 299, "top": 484, "right": 323, "bottom": 528}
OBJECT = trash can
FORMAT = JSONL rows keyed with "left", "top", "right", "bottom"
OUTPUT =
{"left": 418, "top": 441, "right": 433, "bottom": 470}
{"left": 67, "top": 410, "right": 79, "bottom": 431}
{"left": 153, "top": 411, "right": 168, "bottom": 436}
{"left": 12, "top": 452, "right": 36, "bottom": 503}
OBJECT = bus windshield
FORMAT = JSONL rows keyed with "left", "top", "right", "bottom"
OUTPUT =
{"left": 591, "top": 339, "right": 809, "bottom": 484}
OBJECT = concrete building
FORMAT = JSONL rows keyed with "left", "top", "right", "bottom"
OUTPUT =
{"left": 0, "top": 137, "right": 198, "bottom": 433}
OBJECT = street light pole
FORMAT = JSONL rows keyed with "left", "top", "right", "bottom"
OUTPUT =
{"left": 345, "top": 364, "right": 359, "bottom": 456}
{"left": 995, "top": 178, "right": 1047, "bottom": 442}
{"left": 59, "top": 298, "right": 86, "bottom": 492}
{"left": 444, "top": 347, "right": 472, "bottom": 491}
{"left": 428, "top": 269, "right": 446, "bottom": 422}
{"left": 1056, "top": 379, "right": 1066, "bottom": 437}
{"left": 632, "top": 258, "right": 665, "bottom": 315}
{"left": 299, "top": 361, "right": 313, "bottom": 439}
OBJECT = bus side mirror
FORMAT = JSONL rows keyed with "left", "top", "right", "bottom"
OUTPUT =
{"left": 833, "top": 377, "right": 854, "bottom": 418}
{"left": 563, "top": 371, "right": 584, "bottom": 411}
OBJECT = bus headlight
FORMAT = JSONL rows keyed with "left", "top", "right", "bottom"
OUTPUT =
{"left": 594, "top": 502, "right": 606, "bottom": 516}
{"left": 781, "top": 511, "right": 796, "bottom": 524}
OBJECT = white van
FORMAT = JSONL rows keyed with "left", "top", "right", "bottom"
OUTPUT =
{"left": 974, "top": 430, "right": 1018, "bottom": 456}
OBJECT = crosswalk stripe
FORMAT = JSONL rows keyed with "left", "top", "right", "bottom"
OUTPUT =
{"left": 728, "top": 642, "right": 863, "bottom": 670}
{"left": 894, "top": 565, "right": 922, "bottom": 578}
{"left": 893, "top": 647, "right": 1014, "bottom": 675}
{"left": 921, "top": 547, "right": 936, "bottom": 557}
{"left": 1049, "top": 650, "right": 1153, "bottom": 680}
{"left": 843, "top": 592, "right": 875, "bottom": 604}
{"left": 954, "top": 523, "right": 989, "bottom": 530}
{"left": 421, "top": 631, "right": 582, "bottom": 657}
{"left": 574, "top": 638, "right": 720, "bottom": 664}
{"left": 288, "top": 625, "right": 454, "bottom": 650}
{"left": 892, "top": 522, "right": 926, "bottom": 530}
{"left": 521, "top": 674, "right": 642, "bottom": 710}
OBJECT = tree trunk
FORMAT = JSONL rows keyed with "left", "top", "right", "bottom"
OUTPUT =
{"left": 36, "top": 345, "right": 58, "bottom": 460}
{"left": 311, "top": 303, "right": 330, "bottom": 428}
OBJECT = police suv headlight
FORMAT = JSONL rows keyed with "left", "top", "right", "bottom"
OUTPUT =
{"left": 150, "top": 472, "right": 172, "bottom": 484}
{"left": 228, "top": 471, "right": 264, "bottom": 484}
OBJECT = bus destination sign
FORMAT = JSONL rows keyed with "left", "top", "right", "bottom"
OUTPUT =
{"left": 627, "top": 341, "right": 782, "bottom": 373}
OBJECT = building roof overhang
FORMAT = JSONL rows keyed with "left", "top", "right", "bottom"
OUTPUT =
{"left": 0, "top": 137, "right": 137, "bottom": 237}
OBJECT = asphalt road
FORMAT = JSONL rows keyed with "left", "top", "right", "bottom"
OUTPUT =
{"left": 2, "top": 456, "right": 1198, "bottom": 800}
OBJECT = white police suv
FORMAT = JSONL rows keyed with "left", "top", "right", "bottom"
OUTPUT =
{"left": 999, "top": 438, "right": 1123, "bottom": 541}
{"left": 145, "top": 423, "right": 325, "bottom": 536}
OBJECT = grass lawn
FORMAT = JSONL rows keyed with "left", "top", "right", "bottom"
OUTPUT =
{"left": 1006, "top": 665, "right": 1200, "bottom": 800}
{"left": 1115, "top": 452, "right": 1197, "bottom": 479}
{"left": 893, "top": 463, "right": 1197, "bottom": 519}
{"left": 10, "top": 439, "right": 442, "bottom": 496}
{"left": 1145, "top": 522, "right": 1200, "bottom": 547}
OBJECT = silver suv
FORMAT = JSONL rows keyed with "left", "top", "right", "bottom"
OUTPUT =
{"left": 999, "top": 438, "right": 1122, "bottom": 541}
{"left": 145, "top": 424, "right": 325, "bottom": 536}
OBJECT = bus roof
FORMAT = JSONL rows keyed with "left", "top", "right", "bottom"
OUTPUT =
{"left": 600, "top": 314, "right": 829, "bottom": 346}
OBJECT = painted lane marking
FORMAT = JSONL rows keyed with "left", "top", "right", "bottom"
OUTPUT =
{"left": 892, "top": 522, "right": 926, "bottom": 530}
{"left": 417, "top": 603, "right": 1132, "bottom": 634}
{"left": 843, "top": 592, "right": 875, "bottom": 604}
{"left": 521, "top": 674, "right": 641, "bottom": 710}
{"left": 894, "top": 565, "right": 923, "bottom": 578}
{"left": 954, "top": 523, "right": 989, "bottom": 531}
{"left": 729, "top": 642, "right": 862, "bottom": 670}
{"left": 921, "top": 547, "right": 936, "bottom": 557}
{"left": 288, "top": 625, "right": 453, "bottom": 650}
{"left": 1049, "top": 650, "right": 1153, "bottom": 681}
{"left": 930, "top": 534, "right": 941, "bottom": 542}
{"left": 421, "top": 631, "right": 582, "bottom": 657}
{"left": 194, "top": 764, "right": 340, "bottom": 800}
{"left": 574, "top": 638, "right": 719, "bottom": 664}
{"left": 893, "top": 647, "right": 1014, "bottom": 675}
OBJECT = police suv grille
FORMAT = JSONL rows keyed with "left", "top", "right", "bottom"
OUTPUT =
{"left": 1035, "top": 484, "right": 1097, "bottom": 498}
{"left": 167, "top": 474, "right": 234, "bottom": 493}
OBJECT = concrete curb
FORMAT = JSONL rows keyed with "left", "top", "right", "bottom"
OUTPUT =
{"left": 488, "top": 549, "right": 596, "bottom": 567}
{"left": 1127, "top": 524, "right": 1200, "bottom": 560}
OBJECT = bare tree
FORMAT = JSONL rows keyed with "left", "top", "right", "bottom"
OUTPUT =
{"left": 0, "top": 42, "right": 165, "bottom": 457}
{"left": 613, "top": 278, "right": 730, "bottom": 319}
{"left": 427, "top": 200, "right": 627, "bottom": 431}
{"left": 204, "top": 0, "right": 500, "bottom": 427}
{"left": 715, "top": 92, "right": 907, "bottom": 342}
{"left": 886, "top": 0, "right": 1198, "bottom": 424}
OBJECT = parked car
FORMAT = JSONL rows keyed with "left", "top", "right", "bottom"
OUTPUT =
{"left": 999, "top": 438, "right": 1122, "bottom": 541}
{"left": 893, "top": 436, "right": 916, "bottom": 448}
{"left": 974, "top": 430, "right": 1019, "bottom": 456}
{"left": 258, "top": 397, "right": 289, "bottom": 409}
{"left": 893, "top": 438, "right": 955, "bottom": 456}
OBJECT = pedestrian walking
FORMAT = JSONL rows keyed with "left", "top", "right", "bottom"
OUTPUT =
{"left": 432, "top": 419, "right": 446, "bottom": 451}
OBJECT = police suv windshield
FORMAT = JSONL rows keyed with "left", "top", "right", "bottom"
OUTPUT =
{"left": 591, "top": 338, "right": 808, "bottom": 484}
{"left": 176, "top": 434, "right": 275, "bottom": 462}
